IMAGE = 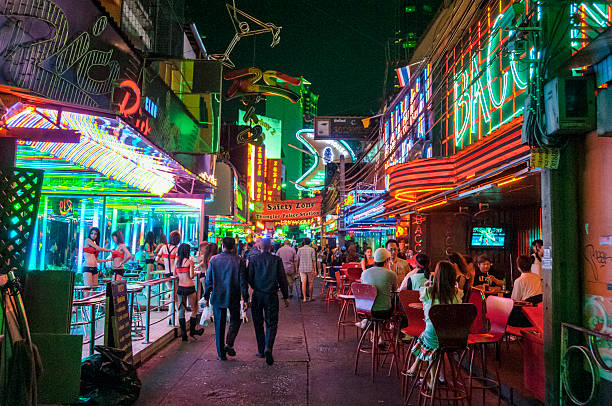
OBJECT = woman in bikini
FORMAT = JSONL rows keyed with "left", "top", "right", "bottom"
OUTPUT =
{"left": 174, "top": 243, "right": 204, "bottom": 341}
{"left": 156, "top": 230, "right": 180, "bottom": 322}
{"left": 109, "top": 231, "right": 132, "bottom": 281}
{"left": 82, "top": 227, "right": 111, "bottom": 294}
{"left": 154, "top": 233, "right": 167, "bottom": 277}
{"left": 144, "top": 232, "right": 157, "bottom": 280}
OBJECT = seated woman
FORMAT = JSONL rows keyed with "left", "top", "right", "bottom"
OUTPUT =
{"left": 108, "top": 231, "right": 132, "bottom": 281}
{"left": 399, "top": 253, "right": 431, "bottom": 291}
{"left": 508, "top": 255, "right": 543, "bottom": 327}
{"left": 360, "top": 247, "right": 375, "bottom": 271}
{"left": 174, "top": 243, "right": 204, "bottom": 341}
{"left": 407, "top": 261, "right": 464, "bottom": 384}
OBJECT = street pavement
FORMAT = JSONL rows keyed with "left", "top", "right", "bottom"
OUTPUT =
{"left": 136, "top": 279, "right": 508, "bottom": 406}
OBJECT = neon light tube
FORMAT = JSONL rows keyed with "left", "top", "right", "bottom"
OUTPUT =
{"left": 77, "top": 200, "right": 85, "bottom": 270}
{"left": 39, "top": 197, "right": 48, "bottom": 270}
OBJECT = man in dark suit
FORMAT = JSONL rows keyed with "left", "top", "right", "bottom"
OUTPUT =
{"left": 246, "top": 238, "right": 289, "bottom": 365}
{"left": 204, "top": 237, "right": 249, "bottom": 360}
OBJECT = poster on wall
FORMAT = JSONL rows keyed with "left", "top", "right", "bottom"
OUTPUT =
{"left": 255, "top": 197, "right": 321, "bottom": 222}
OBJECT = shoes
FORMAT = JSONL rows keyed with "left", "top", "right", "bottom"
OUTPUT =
{"left": 189, "top": 316, "right": 204, "bottom": 337}
{"left": 225, "top": 346, "right": 236, "bottom": 357}
{"left": 264, "top": 349, "right": 274, "bottom": 365}
{"left": 178, "top": 318, "right": 188, "bottom": 342}
{"left": 218, "top": 354, "right": 227, "bottom": 361}
{"left": 355, "top": 319, "right": 368, "bottom": 329}
{"left": 289, "top": 294, "right": 294, "bottom": 298}
{"left": 255, "top": 352, "right": 264, "bottom": 358}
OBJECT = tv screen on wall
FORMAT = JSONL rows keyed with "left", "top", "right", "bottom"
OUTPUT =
{"left": 470, "top": 227, "right": 506, "bottom": 248}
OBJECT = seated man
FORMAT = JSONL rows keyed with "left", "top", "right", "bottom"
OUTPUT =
{"left": 508, "top": 255, "right": 543, "bottom": 327}
{"left": 511, "top": 255, "right": 543, "bottom": 302}
{"left": 360, "top": 248, "right": 398, "bottom": 320}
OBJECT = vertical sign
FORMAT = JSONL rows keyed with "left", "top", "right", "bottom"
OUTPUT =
{"left": 249, "top": 144, "right": 266, "bottom": 201}
{"left": 411, "top": 213, "right": 427, "bottom": 253}
{"left": 104, "top": 280, "right": 133, "bottom": 364}
{"left": 265, "top": 159, "right": 281, "bottom": 201}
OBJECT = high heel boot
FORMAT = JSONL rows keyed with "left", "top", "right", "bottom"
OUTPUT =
{"left": 190, "top": 316, "right": 204, "bottom": 337}
{"left": 178, "top": 318, "right": 188, "bottom": 341}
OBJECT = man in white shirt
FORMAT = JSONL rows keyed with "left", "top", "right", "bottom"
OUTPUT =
{"left": 512, "top": 255, "right": 543, "bottom": 302}
{"left": 296, "top": 238, "right": 317, "bottom": 302}
{"left": 276, "top": 240, "right": 299, "bottom": 298}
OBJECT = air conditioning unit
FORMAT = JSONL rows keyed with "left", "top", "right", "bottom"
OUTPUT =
{"left": 544, "top": 76, "right": 596, "bottom": 135}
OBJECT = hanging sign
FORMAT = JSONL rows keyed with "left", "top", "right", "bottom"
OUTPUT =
{"left": 104, "top": 280, "right": 133, "bottom": 364}
{"left": 255, "top": 197, "right": 321, "bottom": 222}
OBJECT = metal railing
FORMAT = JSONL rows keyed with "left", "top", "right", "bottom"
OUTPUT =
{"left": 138, "top": 276, "right": 177, "bottom": 343}
{"left": 561, "top": 322, "right": 612, "bottom": 405}
{"left": 71, "top": 292, "right": 106, "bottom": 356}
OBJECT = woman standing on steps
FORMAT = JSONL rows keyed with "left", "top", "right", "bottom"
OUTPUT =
{"left": 156, "top": 231, "right": 180, "bottom": 323}
{"left": 144, "top": 232, "right": 157, "bottom": 281}
{"left": 174, "top": 243, "right": 204, "bottom": 341}
{"left": 109, "top": 231, "right": 132, "bottom": 281}
{"left": 82, "top": 227, "right": 111, "bottom": 295}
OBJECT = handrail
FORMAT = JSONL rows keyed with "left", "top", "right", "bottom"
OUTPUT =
{"left": 561, "top": 322, "right": 612, "bottom": 405}
{"left": 72, "top": 293, "right": 106, "bottom": 356}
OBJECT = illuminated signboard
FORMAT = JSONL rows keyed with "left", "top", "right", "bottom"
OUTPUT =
{"left": 249, "top": 144, "right": 266, "bottom": 201}
{"left": 294, "top": 129, "right": 355, "bottom": 191}
{"left": 238, "top": 110, "right": 283, "bottom": 159}
{"left": 265, "top": 158, "right": 281, "bottom": 201}
{"left": 570, "top": 3, "right": 612, "bottom": 54}
{"left": 384, "top": 65, "right": 431, "bottom": 167}
{"left": 442, "top": 2, "right": 530, "bottom": 156}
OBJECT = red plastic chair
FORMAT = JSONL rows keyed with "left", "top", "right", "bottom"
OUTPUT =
{"left": 466, "top": 295, "right": 514, "bottom": 406}
{"left": 468, "top": 289, "right": 487, "bottom": 334}
{"left": 352, "top": 282, "right": 398, "bottom": 381}
{"left": 345, "top": 267, "right": 362, "bottom": 283}
{"left": 397, "top": 290, "right": 426, "bottom": 400}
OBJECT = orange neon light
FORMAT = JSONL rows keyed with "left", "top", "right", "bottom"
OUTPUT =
{"left": 417, "top": 200, "right": 447, "bottom": 211}
{"left": 466, "top": 173, "right": 476, "bottom": 179}
{"left": 118, "top": 80, "right": 141, "bottom": 116}
{"left": 498, "top": 176, "right": 525, "bottom": 187}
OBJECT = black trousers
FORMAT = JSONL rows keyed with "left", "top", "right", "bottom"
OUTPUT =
{"left": 213, "top": 304, "right": 241, "bottom": 358}
{"left": 251, "top": 292, "right": 280, "bottom": 354}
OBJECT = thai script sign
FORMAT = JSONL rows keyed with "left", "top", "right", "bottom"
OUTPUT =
{"left": 255, "top": 197, "right": 321, "bottom": 222}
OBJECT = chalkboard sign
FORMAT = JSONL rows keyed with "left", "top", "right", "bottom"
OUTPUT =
{"left": 104, "top": 280, "right": 133, "bottom": 364}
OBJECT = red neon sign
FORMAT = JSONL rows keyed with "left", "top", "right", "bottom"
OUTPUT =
{"left": 117, "top": 80, "right": 151, "bottom": 135}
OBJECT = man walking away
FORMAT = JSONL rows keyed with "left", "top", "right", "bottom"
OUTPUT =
{"left": 246, "top": 238, "right": 289, "bottom": 365}
{"left": 297, "top": 238, "right": 317, "bottom": 302}
{"left": 276, "top": 240, "right": 299, "bottom": 298}
{"left": 204, "top": 237, "right": 249, "bottom": 360}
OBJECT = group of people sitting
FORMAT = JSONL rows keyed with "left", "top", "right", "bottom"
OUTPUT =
{"left": 348, "top": 239, "right": 545, "bottom": 386}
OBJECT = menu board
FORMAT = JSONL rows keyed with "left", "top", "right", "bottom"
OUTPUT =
{"left": 104, "top": 280, "right": 133, "bottom": 364}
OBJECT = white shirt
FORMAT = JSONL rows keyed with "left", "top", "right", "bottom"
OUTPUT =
{"left": 511, "top": 272, "right": 542, "bottom": 301}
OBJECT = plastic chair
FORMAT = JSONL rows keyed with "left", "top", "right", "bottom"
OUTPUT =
{"left": 398, "top": 290, "right": 426, "bottom": 400}
{"left": 345, "top": 267, "right": 362, "bottom": 283}
{"left": 352, "top": 283, "right": 398, "bottom": 381}
{"left": 468, "top": 289, "right": 487, "bottom": 334}
{"left": 416, "top": 304, "right": 476, "bottom": 406}
{"left": 337, "top": 274, "right": 357, "bottom": 340}
{"left": 465, "top": 295, "right": 514, "bottom": 406}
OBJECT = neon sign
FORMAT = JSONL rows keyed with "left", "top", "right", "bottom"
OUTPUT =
{"left": 249, "top": 144, "right": 266, "bottom": 201}
{"left": 225, "top": 68, "right": 302, "bottom": 103}
{"left": 412, "top": 214, "right": 425, "bottom": 253}
{"left": 116, "top": 79, "right": 152, "bottom": 136}
{"left": 265, "top": 159, "right": 281, "bottom": 201}
{"left": 449, "top": 7, "right": 530, "bottom": 152}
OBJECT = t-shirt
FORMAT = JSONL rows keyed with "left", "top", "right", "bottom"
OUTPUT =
{"left": 474, "top": 268, "right": 504, "bottom": 286}
{"left": 511, "top": 272, "right": 542, "bottom": 301}
{"left": 276, "top": 245, "right": 297, "bottom": 274}
{"left": 297, "top": 245, "right": 317, "bottom": 273}
{"left": 400, "top": 271, "right": 428, "bottom": 291}
{"left": 360, "top": 266, "right": 398, "bottom": 312}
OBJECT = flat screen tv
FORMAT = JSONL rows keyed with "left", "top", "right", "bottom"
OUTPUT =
{"left": 470, "top": 227, "right": 506, "bottom": 248}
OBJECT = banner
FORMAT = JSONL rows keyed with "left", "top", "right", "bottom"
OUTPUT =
{"left": 256, "top": 197, "right": 321, "bottom": 222}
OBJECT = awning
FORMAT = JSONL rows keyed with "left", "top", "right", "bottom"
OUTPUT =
{"left": 4, "top": 101, "right": 208, "bottom": 197}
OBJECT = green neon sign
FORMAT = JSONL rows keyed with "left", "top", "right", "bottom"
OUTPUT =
{"left": 452, "top": 10, "right": 530, "bottom": 150}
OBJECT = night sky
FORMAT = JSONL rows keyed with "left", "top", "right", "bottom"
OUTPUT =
{"left": 187, "top": 1, "right": 397, "bottom": 116}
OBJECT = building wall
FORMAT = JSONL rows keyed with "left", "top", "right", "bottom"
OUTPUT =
{"left": 580, "top": 131, "right": 612, "bottom": 382}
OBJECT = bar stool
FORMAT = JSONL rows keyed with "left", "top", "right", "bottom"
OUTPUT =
{"left": 465, "top": 296, "right": 513, "bottom": 406}
{"left": 352, "top": 282, "right": 399, "bottom": 381}
{"left": 416, "top": 304, "right": 476, "bottom": 406}
{"left": 337, "top": 291, "right": 357, "bottom": 340}
{"left": 397, "top": 290, "right": 426, "bottom": 401}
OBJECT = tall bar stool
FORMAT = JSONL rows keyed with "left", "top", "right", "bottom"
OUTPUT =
{"left": 465, "top": 296, "right": 514, "bottom": 406}
{"left": 397, "top": 290, "right": 426, "bottom": 401}
{"left": 352, "top": 282, "right": 398, "bottom": 381}
{"left": 416, "top": 304, "right": 476, "bottom": 406}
